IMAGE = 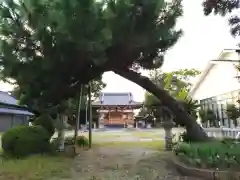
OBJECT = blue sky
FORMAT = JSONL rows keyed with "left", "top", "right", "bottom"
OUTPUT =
{"left": 0, "top": 0, "right": 238, "bottom": 102}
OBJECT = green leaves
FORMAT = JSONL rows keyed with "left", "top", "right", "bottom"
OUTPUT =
{"left": 0, "top": 7, "right": 12, "bottom": 19}
{"left": 0, "top": 0, "right": 107, "bottom": 106}
{"left": 198, "top": 108, "right": 217, "bottom": 124}
{"left": 226, "top": 103, "right": 240, "bottom": 127}
{"left": 144, "top": 68, "right": 200, "bottom": 123}
{"left": 174, "top": 141, "right": 240, "bottom": 169}
{"left": 0, "top": 0, "right": 184, "bottom": 111}
{"left": 181, "top": 98, "right": 199, "bottom": 118}
{"left": 203, "top": 0, "right": 240, "bottom": 37}
{"left": 202, "top": 0, "right": 239, "bottom": 16}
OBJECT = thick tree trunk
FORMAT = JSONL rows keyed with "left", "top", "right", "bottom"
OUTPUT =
{"left": 114, "top": 68, "right": 208, "bottom": 141}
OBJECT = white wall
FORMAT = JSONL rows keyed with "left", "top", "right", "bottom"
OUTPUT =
{"left": 192, "top": 52, "right": 240, "bottom": 100}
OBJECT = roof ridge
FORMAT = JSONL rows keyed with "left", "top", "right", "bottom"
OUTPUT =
{"left": 94, "top": 92, "right": 142, "bottom": 106}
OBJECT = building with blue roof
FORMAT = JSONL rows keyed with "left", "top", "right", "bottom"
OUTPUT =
{"left": 0, "top": 91, "right": 34, "bottom": 132}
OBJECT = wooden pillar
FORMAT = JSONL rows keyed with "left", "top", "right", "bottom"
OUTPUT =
{"left": 121, "top": 108, "right": 124, "bottom": 127}
{"left": 108, "top": 111, "right": 111, "bottom": 125}
{"left": 130, "top": 106, "right": 133, "bottom": 125}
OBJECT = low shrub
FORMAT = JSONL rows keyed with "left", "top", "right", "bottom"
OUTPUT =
{"left": 2, "top": 125, "right": 50, "bottom": 157}
{"left": 173, "top": 142, "right": 191, "bottom": 155}
{"left": 220, "top": 137, "right": 239, "bottom": 145}
{"left": 34, "top": 114, "right": 55, "bottom": 138}
{"left": 76, "top": 136, "right": 88, "bottom": 147}
{"left": 51, "top": 136, "right": 88, "bottom": 150}
{"left": 174, "top": 140, "right": 240, "bottom": 170}
{"left": 63, "top": 136, "right": 88, "bottom": 147}
{"left": 179, "top": 131, "right": 192, "bottom": 143}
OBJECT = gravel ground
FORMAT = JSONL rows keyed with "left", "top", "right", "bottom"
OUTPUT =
{"left": 72, "top": 147, "right": 204, "bottom": 180}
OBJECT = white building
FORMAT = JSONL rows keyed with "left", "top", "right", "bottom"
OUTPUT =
{"left": 190, "top": 49, "right": 240, "bottom": 128}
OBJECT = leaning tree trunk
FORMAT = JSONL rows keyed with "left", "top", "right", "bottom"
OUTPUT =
{"left": 114, "top": 68, "right": 208, "bottom": 141}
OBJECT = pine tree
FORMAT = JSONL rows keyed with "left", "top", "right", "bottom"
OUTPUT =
{"left": 0, "top": 0, "right": 208, "bottom": 141}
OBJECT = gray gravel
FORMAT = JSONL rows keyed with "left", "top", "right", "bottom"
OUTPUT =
{"left": 73, "top": 147, "right": 203, "bottom": 180}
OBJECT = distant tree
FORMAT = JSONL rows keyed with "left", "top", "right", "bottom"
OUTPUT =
{"left": 198, "top": 108, "right": 218, "bottom": 127}
{"left": 137, "top": 107, "right": 149, "bottom": 117}
{"left": 226, "top": 103, "right": 240, "bottom": 127}
{"left": 198, "top": 108, "right": 208, "bottom": 125}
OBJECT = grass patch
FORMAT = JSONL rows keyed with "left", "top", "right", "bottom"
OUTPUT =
{"left": 94, "top": 140, "right": 164, "bottom": 150}
{"left": 131, "top": 131, "right": 162, "bottom": 138}
{"left": 79, "top": 133, "right": 123, "bottom": 140}
{"left": 0, "top": 154, "right": 72, "bottom": 180}
{"left": 80, "top": 131, "right": 162, "bottom": 139}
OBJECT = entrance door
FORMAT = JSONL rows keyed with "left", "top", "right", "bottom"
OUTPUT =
{"left": 110, "top": 112, "right": 122, "bottom": 125}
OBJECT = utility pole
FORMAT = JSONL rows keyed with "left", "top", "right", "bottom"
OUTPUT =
{"left": 85, "top": 100, "right": 88, "bottom": 125}
{"left": 88, "top": 82, "right": 92, "bottom": 148}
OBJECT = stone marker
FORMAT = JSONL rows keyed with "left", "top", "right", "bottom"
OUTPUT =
{"left": 162, "top": 119, "right": 175, "bottom": 151}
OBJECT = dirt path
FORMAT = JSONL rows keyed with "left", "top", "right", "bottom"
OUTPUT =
{"left": 72, "top": 147, "right": 203, "bottom": 180}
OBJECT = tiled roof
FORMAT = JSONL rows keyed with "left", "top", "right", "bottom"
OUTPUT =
{"left": 0, "top": 91, "right": 33, "bottom": 115}
{"left": 0, "top": 91, "right": 17, "bottom": 105}
{"left": 93, "top": 92, "right": 142, "bottom": 106}
{"left": 0, "top": 108, "right": 34, "bottom": 116}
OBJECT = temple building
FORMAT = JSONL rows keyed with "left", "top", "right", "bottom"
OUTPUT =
{"left": 92, "top": 92, "right": 142, "bottom": 128}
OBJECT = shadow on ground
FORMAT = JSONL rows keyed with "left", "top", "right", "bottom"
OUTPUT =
{"left": 72, "top": 147, "right": 203, "bottom": 180}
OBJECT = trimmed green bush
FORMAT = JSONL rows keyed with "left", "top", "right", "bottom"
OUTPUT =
{"left": 1, "top": 125, "right": 50, "bottom": 157}
{"left": 76, "top": 136, "right": 89, "bottom": 147}
{"left": 34, "top": 114, "right": 55, "bottom": 138}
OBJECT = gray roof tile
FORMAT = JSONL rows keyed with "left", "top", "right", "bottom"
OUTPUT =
{"left": 0, "top": 91, "right": 17, "bottom": 105}
{"left": 0, "top": 91, "right": 34, "bottom": 115}
{"left": 0, "top": 108, "right": 34, "bottom": 116}
{"left": 93, "top": 92, "right": 142, "bottom": 106}
{"left": 101, "top": 92, "right": 131, "bottom": 105}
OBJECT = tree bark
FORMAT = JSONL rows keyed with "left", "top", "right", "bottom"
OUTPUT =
{"left": 114, "top": 68, "right": 208, "bottom": 141}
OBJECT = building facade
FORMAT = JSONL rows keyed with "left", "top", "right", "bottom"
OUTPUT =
{"left": 198, "top": 90, "right": 240, "bottom": 127}
{"left": 190, "top": 49, "right": 240, "bottom": 128}
{"left": 92, "top": 92, "right": 142, "bottom": 128}
{"left": 0, "top": 91, "right": 33, "bottom": 132}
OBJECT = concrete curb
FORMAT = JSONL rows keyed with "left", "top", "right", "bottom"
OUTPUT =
{"left": 172, "top": 157, "right": 240, "bottom": 180}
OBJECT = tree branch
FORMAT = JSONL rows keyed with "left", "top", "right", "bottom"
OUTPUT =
{"left": 113, "top": 67, "right": 208, "bottom": 141}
